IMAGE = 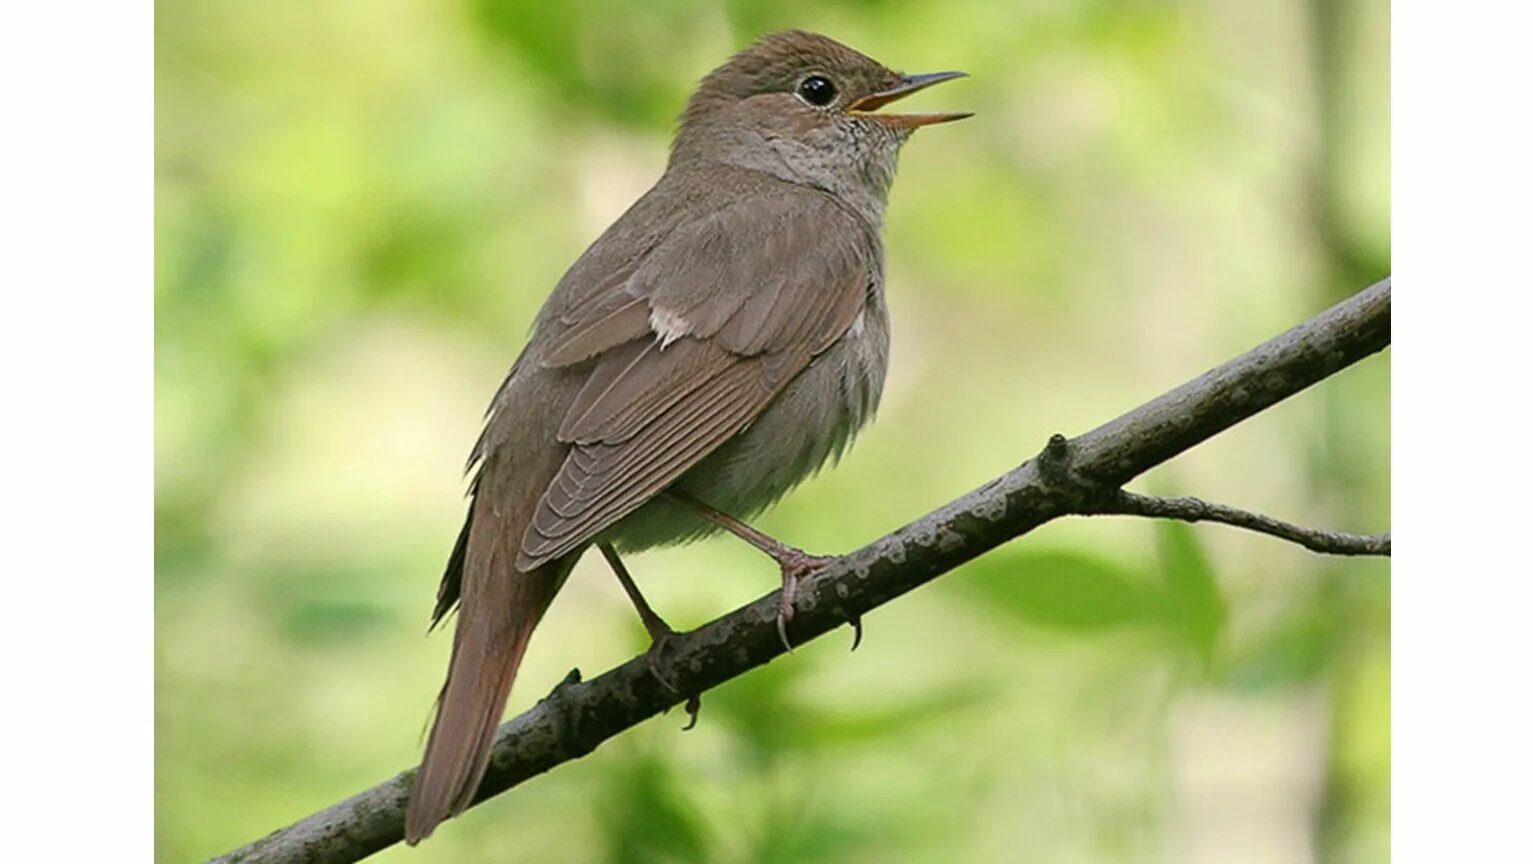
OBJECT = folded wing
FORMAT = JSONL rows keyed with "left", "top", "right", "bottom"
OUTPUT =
{"left": 516, "top": 190, "right": 873, "bottom": 571}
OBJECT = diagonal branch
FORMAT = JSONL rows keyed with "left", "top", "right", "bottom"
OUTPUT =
{"left": 1087, "top": 489, "right": 1390, "bottom": 556}
{"left": 208, "top": 278, "right": 1391, "bottom": 864}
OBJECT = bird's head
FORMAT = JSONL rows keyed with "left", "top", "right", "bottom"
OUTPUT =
{"left": 671, "top": 30, "right": 969, "bottom": 222}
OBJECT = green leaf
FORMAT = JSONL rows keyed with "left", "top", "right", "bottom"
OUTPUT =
{"left": 800, "top": 684, "right": 992, "bottom": 750}
{"left": 1154, "top": 520, "right": 1227, "bottom": 666}
{"left": 471, "top": 0, "right": 697, "bottom": 128}
{"left": 751, "top": 804, "right": 870, "bottom": 864}
{"left": 599, "top": 755, "right": 710, "bottom": 864}
{"left": 961, "top": 548, "right": 1159, "bottom": 633}
{"left": 707, "top": 655, "right": 815, "bottom": 766}
{"left": 1220, "top": 608, "right": 1334, "bottom": 691}
{"left": 261, "top": 564, "right": 396, "bottom": 644}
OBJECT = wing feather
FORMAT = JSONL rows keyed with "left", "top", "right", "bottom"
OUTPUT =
{"left": 559, "top": 339, "right": 737, "bottom": 445}
{"left": 518, "top": 358, "right": 779, "bottom": 568}
{"left": 542, "top": 294, "right": 652, "bottom": 368}
{"left": 516, "top": 189, "right": 876, "bottom": 572}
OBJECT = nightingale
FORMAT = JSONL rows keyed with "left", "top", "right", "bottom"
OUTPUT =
{"left": 406, "top": 29, "right": 969, "bottom": 843}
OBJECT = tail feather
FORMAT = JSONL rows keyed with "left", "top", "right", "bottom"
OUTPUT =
{"left": 405, "top": 494, "right": 568, "bottom": 844}
{"left": 427, "top": 513, "right": 472, "bottom": 631}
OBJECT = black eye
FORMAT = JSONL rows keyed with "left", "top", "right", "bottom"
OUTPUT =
{"left": 796, "top": 75, "right": 837, "bottom": 107}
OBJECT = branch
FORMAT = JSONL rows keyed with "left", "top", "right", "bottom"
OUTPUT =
{"left": 208, "top": 278, "right": 1391, "bottom": 864}
{"left": 1088, "top": 490, "right": 1391, "bottom": 556}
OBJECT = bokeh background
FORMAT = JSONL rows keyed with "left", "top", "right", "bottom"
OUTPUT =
{"left": 155, "top": 1, "right": 1389, "bottom": 861}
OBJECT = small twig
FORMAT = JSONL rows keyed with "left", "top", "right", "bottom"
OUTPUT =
{"left": 1090, "top": 489, "right": 1390, "bottom": 556}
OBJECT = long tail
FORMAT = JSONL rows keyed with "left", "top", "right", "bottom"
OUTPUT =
{"left": 405, "top": 491, "right": 568, "bottom": 844}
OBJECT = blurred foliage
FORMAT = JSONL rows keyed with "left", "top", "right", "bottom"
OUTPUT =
{"left": 964, "top": 548, "right": 1162, "bottom": 633}
{"left": 963, "top": 520, "right": 1228, "bottom": 668}
{"left": 156, "top": 0, "right": 1389, "bottom": 862}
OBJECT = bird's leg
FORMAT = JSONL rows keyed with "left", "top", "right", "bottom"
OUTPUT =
{"left": 665, "top": 490, "right": 835, "bottom": 652}
{"left": 598, "top": 543, "right": 682, "bottom": 695}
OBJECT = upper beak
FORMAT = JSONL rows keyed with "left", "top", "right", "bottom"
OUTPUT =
{"left": 847, "top": 71, "right": 972, "bottom": 129}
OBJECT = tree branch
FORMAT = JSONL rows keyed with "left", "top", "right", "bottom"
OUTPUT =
{"left": 208, "top": 278, "right": 1391, "bottom": 864}
{"left": 1088, "top": 489, "right": 1390, "bottom": 556}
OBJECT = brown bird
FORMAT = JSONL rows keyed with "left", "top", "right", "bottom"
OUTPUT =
{"left": 405, "top": 29, "right": 969, "bottom": 843}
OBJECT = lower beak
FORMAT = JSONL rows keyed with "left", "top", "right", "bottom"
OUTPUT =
{"left": 847, "top": 71, "right": 972, "bottom": 129}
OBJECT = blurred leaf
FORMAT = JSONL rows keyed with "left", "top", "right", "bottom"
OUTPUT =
{"left": 154, "top": 497, "right": 217, "bottom": 584}
{"left": 962, "top": 548, "right": 1159, "bottom": 632}
{"left": 599, "top": 755, "right": 710, "bottom": 864}
{"left": 751, "top": 804, "right": 869, "bottom": 864}
{"left": 804, "top": 684, "right": 990, "bottom": 749}
{"left": 471, "top": 0, "right": 698, "bottom": 128}
{"left": 1220, "top": 606, "right": 1334, "bottom": 691}
{"left": 1153, "top": 520, "right": 1227, "bottom": 666}
{"left": 358, "top": 209, "right": 479, "bottom": 307}
{"left": 262, "top": 564, "right": 396, "bottom": 644}
{"left": 707, "top": 654, "right": 984, "bottom": 768}
{"left": 707, "top": 654, "right": 815, "bottom": 766}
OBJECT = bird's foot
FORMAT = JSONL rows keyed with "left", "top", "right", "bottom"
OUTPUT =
{"left": 640, "top": 620, "right": 682, "bottom": 695}
{"left": 682, "top": 693, "right": 702, "bottom": 731}
{"left": 642, "top": 630, "right": 706, "bottom": 730}
{"left": 773, "top": 548, "right": 836, "bottom": 652}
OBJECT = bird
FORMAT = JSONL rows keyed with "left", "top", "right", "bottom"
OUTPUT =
{"left": 405, "top": 29, "right": 969, "bottom": 843}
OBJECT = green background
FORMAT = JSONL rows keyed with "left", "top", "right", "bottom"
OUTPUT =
{"left": 156, "top": 1, "right": 1390, "bottom": 861}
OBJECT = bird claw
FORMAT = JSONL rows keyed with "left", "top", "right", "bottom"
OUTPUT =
{"left": 848, "top": 615, "right": 863, "bottom": 652}
{"left": 644, "top": 628, "right": 702, "bottom": 730}
{"left": 777, "top": 589, "right": 796, "bottom": 653}
{"left": 643, "top": 627, "right": 681, "bottom": 694}
{"left": 774, "top": 549, "right": 835, "bottom": 653}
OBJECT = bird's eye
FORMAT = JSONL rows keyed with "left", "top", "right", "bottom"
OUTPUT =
{"left": 796, "top": 75, "right": 837, "bottom": 107}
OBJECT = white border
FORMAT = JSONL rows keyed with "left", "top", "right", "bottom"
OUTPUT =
{"left": 0, "top": 3, "right": 154, "bottom": 859}
{"left": 1395, "top": 3, "right": 1533, "bottom": 861}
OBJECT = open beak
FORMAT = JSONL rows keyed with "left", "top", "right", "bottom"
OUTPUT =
{"left": 847, "top": 71, "right": 972, "bottom": 129}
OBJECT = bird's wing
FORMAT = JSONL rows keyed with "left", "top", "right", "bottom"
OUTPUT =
{"left": 515, "top": 190, "right": 873, "bottom": 570}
